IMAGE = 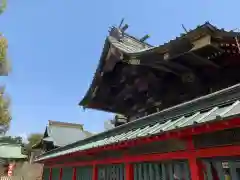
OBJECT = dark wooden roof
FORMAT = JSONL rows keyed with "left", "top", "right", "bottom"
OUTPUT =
{"left": 79, "top": 22, "right": 240, "bottom": 116}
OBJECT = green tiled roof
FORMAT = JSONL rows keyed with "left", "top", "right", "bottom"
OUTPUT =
{"left": 41, "top": 121, "right": 92, "bottom": 147}
{"left": 0, "top": 143, "right": 27, "bottom": 159}
{"left": 36, "top": 83, "right": 240, "bottom": 162}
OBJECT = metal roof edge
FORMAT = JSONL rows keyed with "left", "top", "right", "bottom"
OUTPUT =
{"left": 48, "top": 120, "right": 83, "bottom": 129}
{"left": 37, "top": 83, "right": 240, "bottom": 161}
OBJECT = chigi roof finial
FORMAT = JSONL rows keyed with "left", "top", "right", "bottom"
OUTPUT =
{"left": 118, "top": 18, "right": 125, "bottom": 29}
{"left": 181, "top": 24, "right": 189, "bottom": 33}
{"left": 118, "top": 18, "right": 129, "bottom": 32}
{"left": 140, "top": 35, "right": 150, "bottom": 42}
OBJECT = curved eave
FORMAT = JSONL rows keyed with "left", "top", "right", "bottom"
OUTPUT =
{"left": 79, "top": 38, "right": 111, "bottom": 107}
{"left": 78, "top": 22, "right": 236, "bottom": 111}
{"left": 79, "top": 33, "right": 153, "bottom": 109}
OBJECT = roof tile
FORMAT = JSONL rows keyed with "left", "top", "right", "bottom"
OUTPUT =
{"left": 37, "top": 84, "right": 240, "bottom": 161}
{"left": 47, "top": 125, "right": 91, "bottom": 147}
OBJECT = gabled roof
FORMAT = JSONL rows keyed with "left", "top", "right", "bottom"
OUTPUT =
{"left": 37, "top": 83, "right": 240, "bottom": 161}
{"left": 48, "top": 120, "right": 83, "bottom": 129}
{"left": 79, "top": 26, "right": 154, "bottom": 109}
{"left": 0, "top": 138, "right": 27, "bottom": 159}
{"left": 79, "top": 22, "right": 240, "bottom": 114}
{"left": 42, "top": 120, "right": 92, "bottom": 147}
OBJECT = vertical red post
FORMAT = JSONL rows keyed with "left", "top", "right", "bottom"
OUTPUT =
{"left": 189, "top": 157, "right": 204, "bottom": 180}
{"left": 59, "top": 168, "right": 63, "bottom": 180}
{"left": 49, "top": 168, "right": 52, "bottom": 180}
{"left": 186, "top": 137, "right": 204, "bottom": 180}
{"left": 125, "top": 163, "right": 133, "bottom": 180}
{"left": 72, "top": 168, "right": 76, "bottom": 180}
{"left": 92, "top": 164, "right": 98, "bottom": 180}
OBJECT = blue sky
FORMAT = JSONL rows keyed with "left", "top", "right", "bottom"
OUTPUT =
{"left": 0, "top": 0, "right": 239, "bottom": 138}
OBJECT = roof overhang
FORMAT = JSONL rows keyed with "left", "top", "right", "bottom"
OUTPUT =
{"left": 37, "top": 83, "right": 240, "bottom": 163}
{"left": 78, "top": 22, "right": 240, "bottom": 116}
{"left": 43, "top": 137, "right": 54, "bottom": 142}
{"left": 36, "top": 116, "right": 240, "bottom": 164}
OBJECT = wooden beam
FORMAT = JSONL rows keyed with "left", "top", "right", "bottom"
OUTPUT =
{"left": 190, "top": 52, "right": 219, "bottom": 68}
{"left": 144, "top": 63, "right": 179, "bottom": 75}
{"left": 141, "top": 59, "right": 190, "bottom": 75}
{"left": 45, "top": 144, "right": 240, "bottom": 168}
{"left": 46, "top": 151, "right": 189, "bottom": 168}
{"left": 139, "top": 54, "right": 183, "bottom": 75}
{"left": 161, "top": 61, "right": 193, "bottom": 73}
{"left": 191, "top": 35, "right": 211, "bottom": 50}
{"left": 195, "top": 145, "right": 240, "bottom": 158}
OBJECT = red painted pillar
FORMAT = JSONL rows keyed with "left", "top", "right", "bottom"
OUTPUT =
{"left": 59, "top": 168, "right": 63, "bottom": 180}
{"left": 125, "top": 163, "right": 133, "bottom": 180}
{"left": 72, "top": 168, "right": 76, "bottom": 180}
{"left": 49, "top": 168, "right": 52, "bottom": 180}
{"left": 186, "top": 137, "right": 204, "bottom": 180}
{"left": 189, "top": 156, "right": 204, "bottom": 180}
{"left": 92, "top": 164, "right": 98, "bottom": 180}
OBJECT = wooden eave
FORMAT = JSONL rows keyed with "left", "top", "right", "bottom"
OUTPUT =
{"left": 79, "top": 39, "right": 111, "bottom": 107}
{"left": 79, "top": 32, "right": 152, "bottom": 109}
{"left": 152, "top": 22, "right": 217, "bottom": 54}
{"left": 79, "top": 22, "right": 240, "bottom": 113}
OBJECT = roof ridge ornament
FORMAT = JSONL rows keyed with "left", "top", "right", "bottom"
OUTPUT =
{"left": 118, "top": 18, "right": 129, "bottom": 32}
{"left": 109, "top": 26, "right": 123, "bottom": 41}
{"left": 181, "top": 24, "right": 189, "bottom": 34}
{"left": 140, "top": 35, "right": 150, "bottom": 42}
{"left": 121, "top": 24, "right": 129, "bottom": 32}
{"left": 108, "top": 18, "right": 129, "bottom": 41}
{"left": 118, "top": 18, "right": 125, "bottom": 29}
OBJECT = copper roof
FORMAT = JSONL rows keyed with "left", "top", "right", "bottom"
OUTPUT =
{"left": 37, "top": 83, "right": 240, "bottom": 161}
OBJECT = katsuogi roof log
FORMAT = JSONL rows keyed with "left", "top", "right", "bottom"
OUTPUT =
{"left": 79, "top": 22, "right": 240, "bottom": 116}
